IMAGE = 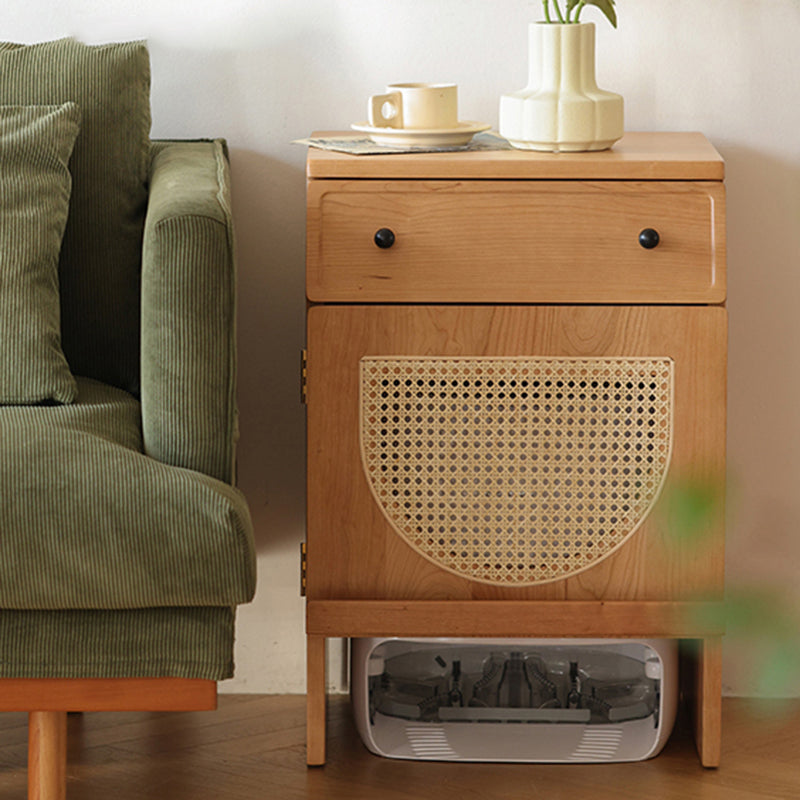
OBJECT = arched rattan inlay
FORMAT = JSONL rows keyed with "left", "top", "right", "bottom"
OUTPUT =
{"left": 360, "top": 356, "right": 674, "bottom": 585}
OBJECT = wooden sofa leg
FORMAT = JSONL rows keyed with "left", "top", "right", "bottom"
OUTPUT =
{"left": 28, "top": 711, "right": 67, "bottom": 800}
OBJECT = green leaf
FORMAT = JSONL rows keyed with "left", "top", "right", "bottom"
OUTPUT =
{"left": 567, "top": 0, "right": 618, "bottom": 28}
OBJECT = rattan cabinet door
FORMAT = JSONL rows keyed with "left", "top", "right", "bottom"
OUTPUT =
{"left": 306, "top": 304, "right": 726, "bottom": 604}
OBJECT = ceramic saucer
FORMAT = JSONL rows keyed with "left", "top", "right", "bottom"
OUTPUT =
{"left": 350, "top": 120, "right": 491, "bottom": 147}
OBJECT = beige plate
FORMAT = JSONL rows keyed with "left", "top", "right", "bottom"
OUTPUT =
{"left": 351, "top": 120, "right": 491, "bottom": 147}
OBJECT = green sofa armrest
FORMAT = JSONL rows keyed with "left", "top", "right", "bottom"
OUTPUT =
{"left": 141, "top": 140, "right": 238, "bottom": 483}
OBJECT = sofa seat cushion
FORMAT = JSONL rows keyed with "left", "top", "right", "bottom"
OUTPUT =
{"left": 0, "top": 607, "right": 237, "bottom": 679}
{"left": 0, "top": 377, "right": 255, "bottom": 609}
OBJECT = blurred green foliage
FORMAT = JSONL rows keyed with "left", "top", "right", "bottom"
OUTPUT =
{"left": 661, "top": 476, "right": 799, "bottom": 698}
{"left": 658, "top": 476, "right": 726, "bottom": 546}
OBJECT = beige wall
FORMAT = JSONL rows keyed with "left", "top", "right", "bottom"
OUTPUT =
{"left": 7, "top": 0, "right": 800, "bottom": 695}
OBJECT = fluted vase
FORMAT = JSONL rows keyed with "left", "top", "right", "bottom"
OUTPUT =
{"left": 500, "top": 22, "right": 624, "bottom": 152}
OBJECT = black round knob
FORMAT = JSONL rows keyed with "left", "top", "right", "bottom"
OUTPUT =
{"left": 639, "top": 228, "right": 660, "bottom": 249}
{"left": 374, "top": 228, "right": 396, "bottom": 249}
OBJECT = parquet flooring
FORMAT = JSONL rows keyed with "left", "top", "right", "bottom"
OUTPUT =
{"left": 0, "top": 696, "right": 798, "bottom": 799}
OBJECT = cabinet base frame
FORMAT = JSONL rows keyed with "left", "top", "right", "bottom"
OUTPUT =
{"left": 681, "top": 636, "right": 723, "bottom": 768}
{"left": 305, "top": 600, "right": 724, "bottom": 767}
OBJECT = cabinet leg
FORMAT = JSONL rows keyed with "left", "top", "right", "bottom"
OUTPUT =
{"left": 28, "top": 711, "right": 67, "bottom": 800}
{"left": 306, "top": 634, "right": 327, "bottom": 766}
{"left": 691, "top": 636, "right": 722, "bottom": 768}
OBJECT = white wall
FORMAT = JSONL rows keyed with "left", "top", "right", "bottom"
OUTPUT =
{"left": 5, "top": 0, "right": 800, "bottom": 696}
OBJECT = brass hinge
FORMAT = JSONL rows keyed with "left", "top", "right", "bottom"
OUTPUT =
{"left": 300, "top": 541, "right": 307, "bottom": 596}
{"left": 300, "top": 348, "right": 308, "bottom": 405}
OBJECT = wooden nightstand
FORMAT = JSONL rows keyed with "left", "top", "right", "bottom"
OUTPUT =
{"left": 304, "top": 132, "right": 727, "bottom": 767}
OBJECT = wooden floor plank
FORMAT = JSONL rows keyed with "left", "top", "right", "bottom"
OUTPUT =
{"left": 0, "top": 696, "right": 798, "bottom": 799}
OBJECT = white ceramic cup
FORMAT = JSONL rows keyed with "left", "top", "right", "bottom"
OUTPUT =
{"left": 368, "top": 83, "right": 458, "bottom": 130}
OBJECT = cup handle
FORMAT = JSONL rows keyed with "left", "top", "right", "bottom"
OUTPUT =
{"left": 369, "top": 92, "right": 403, "bottom": 128}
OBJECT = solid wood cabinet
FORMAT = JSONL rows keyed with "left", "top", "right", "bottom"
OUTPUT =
{"left": 305, "top": 132, "right": 727, "bottom": 767}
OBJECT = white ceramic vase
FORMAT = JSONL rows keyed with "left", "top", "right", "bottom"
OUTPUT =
{"left": 499, "top": 22, "right": 624, "bottom": 152}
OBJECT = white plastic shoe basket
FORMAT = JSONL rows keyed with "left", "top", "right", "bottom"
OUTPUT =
{"left": 351, "top": 638, "right": 678, "bottom": 763}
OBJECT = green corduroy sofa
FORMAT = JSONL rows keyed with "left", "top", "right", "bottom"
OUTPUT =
{"left": 0, "top": 38, "right": 255, "bottom": 796}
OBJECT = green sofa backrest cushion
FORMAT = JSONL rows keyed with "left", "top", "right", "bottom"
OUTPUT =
{"left": 0, "top": 39, "right": 151, "bottom": 394}
{"left": 0, "top": 103, "right": 80, "bottom": 405}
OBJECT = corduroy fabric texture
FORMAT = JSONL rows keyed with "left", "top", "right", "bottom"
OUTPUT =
{"left": 0, "top": 39, "right": 151, "bottom": 394}
{"left": 0, "top": 607, "right": 236, "bottom": 679}
{"left": 0, "top": 102, "right": 79, "bottom": 404}
{"left": 0, "top": 40, "right": 254, "bottom": 680}
{"left": 141, "top": 141, "right": 238, "bottom": 483}
{"left": 0, "top": 377, "right": 256, "bottom": 609}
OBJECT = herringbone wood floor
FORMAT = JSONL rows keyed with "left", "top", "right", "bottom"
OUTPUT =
{"left": 0, "top": 696, "right": 798, "bottom": 799}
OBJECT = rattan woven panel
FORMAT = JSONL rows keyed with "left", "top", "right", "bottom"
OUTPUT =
{"left": 360, "top": 357, "right": 674, "bottom": 585}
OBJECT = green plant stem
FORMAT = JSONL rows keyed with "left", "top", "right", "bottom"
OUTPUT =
{"left": 542, "top": 0, "right": 552, "bottom": 23}
{"left": 552, "top": 0, "right": 566, "bottom": 23}
{"left": 572, "top": 1, "right": 586, "bottom": 22}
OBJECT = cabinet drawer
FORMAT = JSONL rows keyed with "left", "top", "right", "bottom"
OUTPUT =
{"left": 306, "top": 180, "right": 725, "bottom": 304}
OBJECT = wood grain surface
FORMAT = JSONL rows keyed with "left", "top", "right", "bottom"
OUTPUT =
{"left": 306, "top": 131, "right": 725, "bottom": 181}
{"left": 306, "top": 305, "right": 727, "bottom": 603}
{"left": 307, "top": 179, "right": 726, "bottom": 304}
{"left": 0, "top": 679, "right": 217, "bottom": 712}
{"left": 1, "top": 695, "right": 796, "bottom": 799}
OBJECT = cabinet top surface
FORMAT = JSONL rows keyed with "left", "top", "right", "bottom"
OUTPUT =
{"left": 306, "top": 131, "right": 724, "bottom": 181}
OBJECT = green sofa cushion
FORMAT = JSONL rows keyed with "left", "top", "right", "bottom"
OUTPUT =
{"left": 0, "top": 377, "right": 255, "bottom": 609}
{"left": 0, "top": 607, "right": 236, "bottom": 679}
{"left": 0, "top": 39, "right": 151, "bottom": 394}
{"left": 0, "top": 103, "right": 80, "bottom": 405}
